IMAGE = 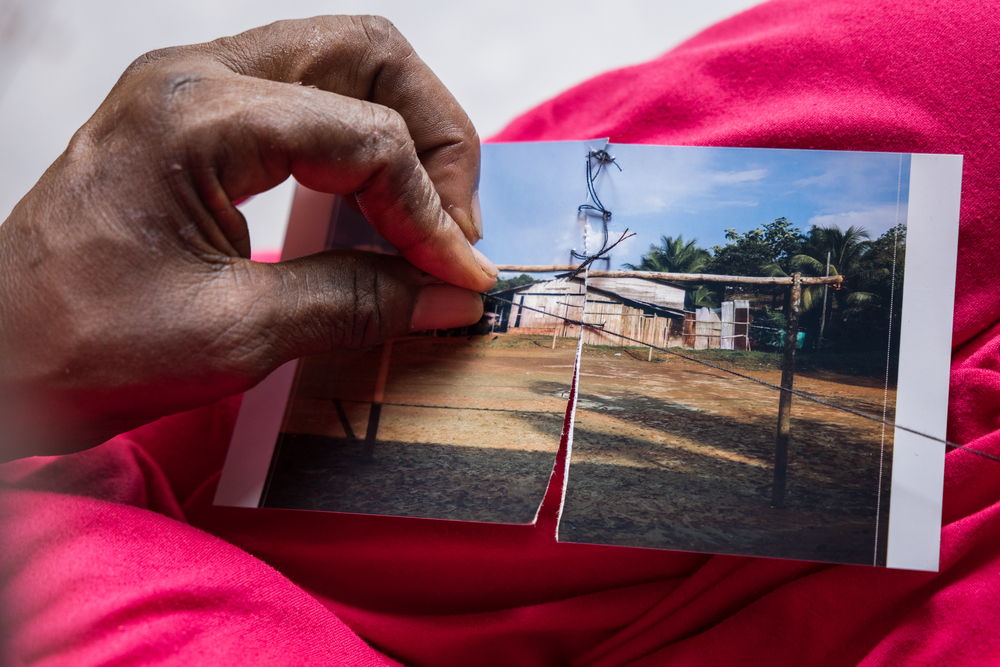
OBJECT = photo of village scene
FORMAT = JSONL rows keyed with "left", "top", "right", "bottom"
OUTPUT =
{"left": 260, "top": 192, "right": 583, "bottom": 523}
{"left": 262, "top": 141, "right": 601, "bottom": 523}
{"left": 547, "top": 143, "right": 908, "bottom": 565}
{"left": 263, "top": 141, "right": 911, "bottom": 564}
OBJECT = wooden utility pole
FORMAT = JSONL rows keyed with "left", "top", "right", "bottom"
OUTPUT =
{"left": 489, "top": 265, "right": 840, "bottom": 504}
{"left": 771, "top": 273, "right": 802, "bottom": 508}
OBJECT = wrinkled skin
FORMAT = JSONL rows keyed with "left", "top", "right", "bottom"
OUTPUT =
{"left": 0, "top": 16, "right": 496, "bottom": 460}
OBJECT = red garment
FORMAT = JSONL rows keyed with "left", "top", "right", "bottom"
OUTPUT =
{"left": 4, "top": 0, "right": 1000, "bottom": 664}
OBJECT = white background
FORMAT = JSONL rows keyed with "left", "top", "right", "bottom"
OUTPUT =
{"left": 0, "top": 0, "right": 759, "bottom": 251}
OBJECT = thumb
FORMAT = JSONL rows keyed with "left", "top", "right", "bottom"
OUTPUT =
{"left": 244, "top": 251, "right": 484, "bottom": 366}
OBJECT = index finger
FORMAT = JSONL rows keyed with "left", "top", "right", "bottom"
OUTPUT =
{"left": 206, "top": 15, "right": 483, "bottom": 243}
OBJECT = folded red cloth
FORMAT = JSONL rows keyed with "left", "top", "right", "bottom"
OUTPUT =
{"left": 4, "top": 0, "right": 1000, "bottom": 664}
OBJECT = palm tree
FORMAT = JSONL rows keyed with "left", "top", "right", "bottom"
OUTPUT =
{"left": 783, "top": 225, "right": 878, "bottom": 342}
{"left": 624, "top": 235, "right": 710, "bottom": 274}
{"left": 687, "top": 284, "right": 718, "bottom": 309}
{"left": 624, "top": 235, "right": 716, "bottom": 310}
{"left": 800, "top": 225, "right": 871, "bottom": 278}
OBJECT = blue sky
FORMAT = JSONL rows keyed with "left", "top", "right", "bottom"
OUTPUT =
{"left": 478, "top": 141, "right": 910, "bottom": 276}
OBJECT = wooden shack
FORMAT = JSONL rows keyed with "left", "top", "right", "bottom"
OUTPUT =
{"left": 489, "top": 275, "right": 688, "bottom": 347}
{"left": 489, "top": 275, "right": 753, "bottom": 352}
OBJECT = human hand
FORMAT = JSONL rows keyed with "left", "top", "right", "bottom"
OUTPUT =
{"left": 0, "top": 16, "right": 495, "bottom": 459}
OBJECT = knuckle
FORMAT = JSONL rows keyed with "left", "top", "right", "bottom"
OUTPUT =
{"left": 120, "top": 62, "right": 211, "bottom": 121}
{"left": 356, "top": 15, "right": 402, "bottom": 46}
{"left": 78, "top": 56, "right": 214, "bottom": 151}
{"left": 208, "top": 33, "right": 258, "bottom": 74}
{"left": 141, "top": 66, "right": 232, "bottom": 145}
{"left": 365, "top": 105, "right": 414, "bottom": 156}
{"left": 123, "top": 46, "right": 183, "bottom": 77}
{"left": 378, "top": 106, "right": 412, "bottom": 144}
{"left": 157, "top": 68, "right": 208, "bottom": 105}
{"left": 351, "top": 15, "right": 412, "bottom": 69}
{"left": 132, "top": 68, "right": 213, "bottom": 149}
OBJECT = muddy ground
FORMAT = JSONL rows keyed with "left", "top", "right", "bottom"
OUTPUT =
{"left": 264, "top": 334, "right": 894, "bottom": 565}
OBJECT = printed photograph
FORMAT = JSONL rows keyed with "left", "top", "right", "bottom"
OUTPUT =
{"left": 556, "top": 144, "right": 909, "bottom": 565}
{"left": 216, "top": 140, "right": 955, "bottom": 569}
{"left": 254, "top": 140, "right": 928, "bottom": 565}
{"left": 261, "top": 142, "right": 595, "bottom": 523}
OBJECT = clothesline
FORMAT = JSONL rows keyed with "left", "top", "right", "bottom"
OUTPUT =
{"left": 484, "top": 291, "right": 999, "bottom": 464}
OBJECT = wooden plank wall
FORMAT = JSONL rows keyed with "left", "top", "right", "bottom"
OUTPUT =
{"left": 581, "top": 301, "right": 680, "bottom": 348}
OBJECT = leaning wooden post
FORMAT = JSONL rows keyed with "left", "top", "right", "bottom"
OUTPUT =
{"left": 771, "top": 272, "right": 802, "bottom": 508}
{"left": 646, "top": 313, "right": 657, "bottom": 361}
{"left": 364, "top": 339, "right": 394, "bottom": 460}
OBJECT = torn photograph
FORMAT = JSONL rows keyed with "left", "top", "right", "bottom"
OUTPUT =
{"left": 220, "top": 141, "right": 599, "bottom": 524}
{"left": 555, "top": 145, "right": 958, "bottom": 570}
{"left": 215, "top": 140, "right": 959, "bottom": 570}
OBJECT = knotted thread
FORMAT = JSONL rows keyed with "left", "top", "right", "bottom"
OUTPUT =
{"left": 571, "top": 149, "right": 634, "bottom": 277}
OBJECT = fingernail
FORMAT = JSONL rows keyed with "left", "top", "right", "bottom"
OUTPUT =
{"left": 470, "top": 245, "right": 498, "bottom": 281}
{"left": 410, "top": 285, "right": 484, "bottom": 332}
{"left": 471, "top": 192, "right": 483, "bottom": 241}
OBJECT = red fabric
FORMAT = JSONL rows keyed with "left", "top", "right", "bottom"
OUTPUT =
{"left": 4, "top": 0, "right": 1000, "bottom": 664}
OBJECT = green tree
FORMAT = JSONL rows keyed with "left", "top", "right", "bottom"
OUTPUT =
{"left": 491, "top": 273, "right": 534, "bottom": 292}
{"left": 797, "top": 225, "right": 871, "bottom": 279}
{"left": 687, "top": 284, "right": 718, "bottom": 309}
{"left": 797, "top": 225, "right": 875, "bottom": 339}
{"left": 761, "top": 225, "right": 872, "bottom": 316}
{"left": 623, "top": 235, "right": 716, "bottom": 309}
{"left": 857, "top": 223, "right": 905, "bottom": 294}
{"left": 835, "top": 223, "right": 906, "bottom": 348}
{"left": 708, "top": 217, "right": 804, "bottom": 276}
{"left": 623, "top": 235, "right": 710, "bottom": 274}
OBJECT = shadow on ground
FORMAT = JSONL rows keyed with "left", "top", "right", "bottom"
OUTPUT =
{"left": 262, "top": 433, "right": 555, "bottom": 524}
{"left": 533, "top": 376, "right": 892, "bottom": 565}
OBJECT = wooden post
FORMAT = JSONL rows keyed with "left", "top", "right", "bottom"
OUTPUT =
{"left": 648, "top": 313, "right": 657, "bottom": 361}
{"left": 771, "top": 273, "right": 802, "bottom": 508}
{"left": 493, "top": 265, "right": 843, "bottom": 286}
{"left": 364, "top": 339, "right": 394, "bottom": 460}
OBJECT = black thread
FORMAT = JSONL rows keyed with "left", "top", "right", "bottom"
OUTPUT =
{"left": 483, "top": 292, "right": 1000, "bottom": 465}
{"left": 568, "top": 229, "right": 635, "bottom": 279}
{"left": 570, "top": 149, "right": 634, "bottom": 277}
{"left": 577, "top": 149, "right": 621, "bottom": 223}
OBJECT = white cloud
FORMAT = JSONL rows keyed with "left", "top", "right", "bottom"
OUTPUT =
{"left": 615, "top": 168, "right": 762, "bottom": 217}
{"left": 637, "top": 194, "right": 670, "bottom": 213}
{"left": 710, "top": 168, "right": 768, "bottom": 184}
{"left": 793, "top": 172, "right": 838, "bottom": 188}
{"left": 807, "top": 203, "right": 903, "bottom": 236}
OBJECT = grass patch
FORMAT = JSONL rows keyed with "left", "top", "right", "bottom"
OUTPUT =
{"left": 667, "top": 347, "right": 893, "bottom": 377}
{"left": 421, "top": 334, "right": 893, "bottom": 377}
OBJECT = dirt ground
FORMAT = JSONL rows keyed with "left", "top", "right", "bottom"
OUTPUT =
{"left": 564, "top": 345, "right": 893, "bottom": 564}
{"left": 264, "top": 334, "right": 894, "bottom": 565}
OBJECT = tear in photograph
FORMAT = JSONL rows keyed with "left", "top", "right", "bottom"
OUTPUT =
{"left": 220, "top": 141, "right": 598, "bottom": 524}
{"left": 216, "top": 141, "right": 960, "bottom": 570}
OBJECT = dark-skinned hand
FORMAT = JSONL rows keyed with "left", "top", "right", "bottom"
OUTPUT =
{"left": 0, "top": 16, "right": 496, "bottom": 461}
